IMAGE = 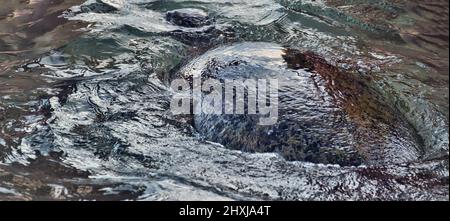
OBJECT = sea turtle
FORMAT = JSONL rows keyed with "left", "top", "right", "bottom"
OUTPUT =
{"left": 176, "top": 42, "right": 423, "bottom": 166}
{"left": 163, "top": 8, "right": 234, "bottom": 47}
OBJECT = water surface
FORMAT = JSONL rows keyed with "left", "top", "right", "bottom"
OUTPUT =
{"left": 0, "top": 0, "right": 448, "bottom": 200}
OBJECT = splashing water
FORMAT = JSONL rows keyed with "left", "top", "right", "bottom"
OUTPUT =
{"left": 0, "top": 0, "right": 448, "bottom": 200}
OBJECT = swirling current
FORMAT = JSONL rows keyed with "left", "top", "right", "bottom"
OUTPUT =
{"left": 0, "top": 0, "right": 448, "bottom": 200}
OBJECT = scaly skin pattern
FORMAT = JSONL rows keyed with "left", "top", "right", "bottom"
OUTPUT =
{"left": 179, "top": 42, "right": 422, "bottom": 166}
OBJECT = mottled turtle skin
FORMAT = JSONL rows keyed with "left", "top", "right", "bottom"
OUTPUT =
{"left": 163, "top": 8, "right": 234, "bottom": 48}
{"left": 166, "top": 8, "right": 213, "bottom": 28}
{"left": 178, "top": 42, "right": 422, "bottom": 166}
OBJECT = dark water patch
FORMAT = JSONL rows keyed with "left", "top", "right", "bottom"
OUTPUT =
{"left": 80, "top": 0, "right": 119, "bottom": 14}
{"left": 278, "top": 0, "right": 405, "bottom": 42}
{"left": 0, "top": 0, "right": 87, "bottom": 73}
{"left": 0, "top": 153, "right": 145, "bottom": 200}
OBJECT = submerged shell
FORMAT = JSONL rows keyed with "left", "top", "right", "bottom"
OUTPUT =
{"left": 179, "top": 42, "right": 422, "bottom": 166}
{"left": 166, "top": 8, "right": 213, "bottom": 28}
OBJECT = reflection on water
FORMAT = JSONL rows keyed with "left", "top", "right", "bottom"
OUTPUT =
{"left": 0, "top": 0, "right": 448, "bottom": 200}
{"left": 0, "top": 0, "right": 86, "bottom": 73}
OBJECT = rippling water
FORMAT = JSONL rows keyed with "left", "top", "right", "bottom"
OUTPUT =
{"left": 0, "top": 0, "right": 448, "bottom": 200}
